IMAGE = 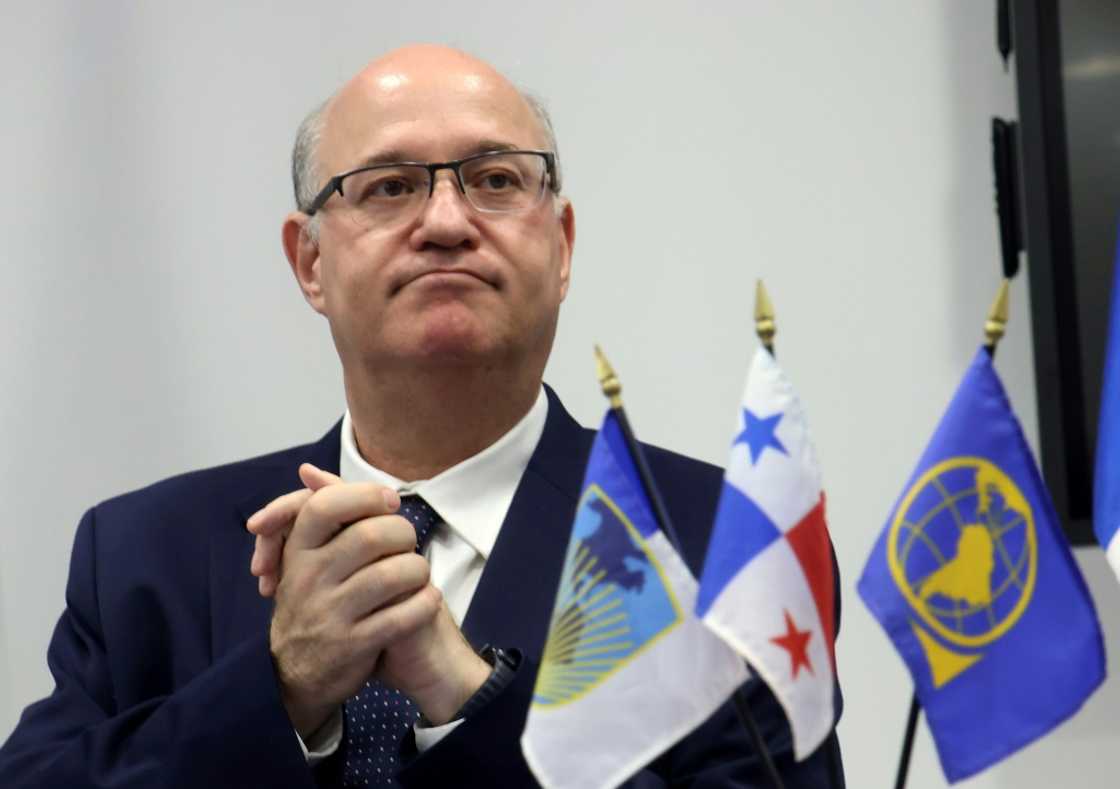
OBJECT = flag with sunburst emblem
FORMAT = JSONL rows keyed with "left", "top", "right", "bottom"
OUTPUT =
{"left": 695, "top": 346, "right": 837, "bottom": 760}
{"left": 521, "top": 410, "right": 748, "bottom": 789}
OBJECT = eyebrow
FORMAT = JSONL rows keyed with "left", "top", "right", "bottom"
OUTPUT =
{"left": 353, "top": 140, "right": 522, "bottom": 169}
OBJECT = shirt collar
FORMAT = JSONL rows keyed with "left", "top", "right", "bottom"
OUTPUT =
{"left": 339, "top": 388, "right": 548, "bottom": 559}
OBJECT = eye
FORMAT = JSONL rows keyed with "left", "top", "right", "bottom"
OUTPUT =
{"left": 366, "top": 176, "right": 416, "bottom": 200}
{"left": 345, "top": 167, "right": 425, "bottom": 204}
{"left": 473, "top": 169, "right": 525, "bottom": 192}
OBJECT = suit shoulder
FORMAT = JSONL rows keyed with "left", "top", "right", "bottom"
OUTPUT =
{"left": 92, "top": 436, "right": 327, "bottom": 528}
{"left": 641, "top": 442, "right": 723, "bottom": 488}
{"left": 636, "top": 442, "right": 724, "bottom": 572}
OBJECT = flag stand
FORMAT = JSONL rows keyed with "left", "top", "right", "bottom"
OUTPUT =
{"left": 893, "top": 695, "right": 921, "bottom": 789}
{"left": 594, "top": 346, "right": 786, "bottom": 789}
{"left": 891, "top": 280, "right": 1010, "bottom": 789}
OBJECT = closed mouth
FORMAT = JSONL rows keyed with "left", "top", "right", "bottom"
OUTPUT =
{"left": 395, "top": 267, "right": 495, "bottom": 294}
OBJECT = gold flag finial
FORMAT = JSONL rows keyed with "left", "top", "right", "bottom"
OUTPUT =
{"left": 594, "top": 345, "right": 624, "bottom": 408}
{"left": 984, "top": 279, "right": 1011, "bottom": 350}
{"left": 754, "top": 279, "right": 776, "bottom": 351}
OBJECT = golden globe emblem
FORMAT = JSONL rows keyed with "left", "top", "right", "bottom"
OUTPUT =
{"left": 887, "top": 456, "right": 1037, "bottom": 650}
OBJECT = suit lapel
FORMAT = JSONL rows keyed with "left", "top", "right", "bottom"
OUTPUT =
{"left": 461, "top": 389, "right": 592, "bottom": 657}
{"left": 208, "top": 423, "right": 342, "bottom": 659}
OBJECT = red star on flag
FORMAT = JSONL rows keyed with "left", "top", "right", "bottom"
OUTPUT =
{"left": 770, "top": 609, "right": 814, "bottom": 678}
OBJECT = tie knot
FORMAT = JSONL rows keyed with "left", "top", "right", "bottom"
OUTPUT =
{"left": 397, "top": 495, "right": 440, "bottom": 552}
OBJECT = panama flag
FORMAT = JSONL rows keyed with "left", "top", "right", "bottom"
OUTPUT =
{"left": 696, "top": 347, "right": 836, "bottom": 759}
{"left": 522, "top": 410, "right": 749, "bottom": 789}
{"left": 1095, "top": 230, "right": 1120, "bottom": 583}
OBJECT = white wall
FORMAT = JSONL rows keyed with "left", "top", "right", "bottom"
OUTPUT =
{"left": 2, "top": 2, "right": 1116, "bottom": 786}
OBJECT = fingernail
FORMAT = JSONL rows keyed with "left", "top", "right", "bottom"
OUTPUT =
{"left": 246, "top": 511, "right": 261, "bottom": 531}
{"left": 383, "top": 488, "right": 400, "bottom": 510}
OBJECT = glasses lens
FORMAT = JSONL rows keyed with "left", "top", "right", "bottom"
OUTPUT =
{"left": 338, "top": 165, "right": 430, "bottom": 228}
{"left": 461, "top": 153, "right": 547, "bottom": 213}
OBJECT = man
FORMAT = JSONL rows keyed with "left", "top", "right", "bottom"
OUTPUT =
{"left": 0, "top": 45, "right": 843, "bottom": 787}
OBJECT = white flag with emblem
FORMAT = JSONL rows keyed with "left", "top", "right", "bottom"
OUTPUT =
{"left": 521, "top": 410, "right": 748, "bottom": 788}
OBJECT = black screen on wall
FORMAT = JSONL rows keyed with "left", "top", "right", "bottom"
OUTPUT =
{"left": 1014, "top": 0, "right": 1120, "bottom": 544}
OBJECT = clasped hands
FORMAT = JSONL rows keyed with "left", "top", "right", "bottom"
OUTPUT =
{"left": 246, "top": 463, "right": 490, "bottom": 740}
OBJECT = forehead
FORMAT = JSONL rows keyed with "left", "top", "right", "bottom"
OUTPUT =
{"left": 321, "top": 62, "right": 543, "bottom": 172}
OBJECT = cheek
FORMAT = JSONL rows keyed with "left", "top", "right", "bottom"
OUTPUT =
{"left": 321, "top": 233, "right": 398, "bottom": 305}
{"left": 499, "top": 227, "right": 565, "bottom": 292}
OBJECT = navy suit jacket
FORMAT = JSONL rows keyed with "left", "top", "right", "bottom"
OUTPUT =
{"left": 0, "top": 388, "right": 843, "bottom": 787}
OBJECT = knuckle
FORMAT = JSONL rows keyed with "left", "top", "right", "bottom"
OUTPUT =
{"left": 344, "top": 625, "right": 371, "bottom": 665}
{"left": 372, "top": 560, "right": 400, "bottom": 595}
{"left": 303, "top": 491, "right": 330, "bottom": 523}
{"left": 406, "top": 553, "right": 431, "bottom": 584}
{"left": 283, "top": 552, "right": 323, "bottom": 592}
{"left": 389, "top": 516, "right": 417, "bottom": 546}
{"left": 306, "top": 550, "right": 332, "bottom": 579}
{"left": 264, "top": 548, "right": 282, "bottom": 571}
{"left": 267, "top": 494, "right": 290, "bottom": 516}
{"left": 266, "top": 490, "right": 302, "bottom": 519}
{"left": 360, "top": 520, "right": 388, "bottom": 553}
{"left": 378, "top": 607, "right": 405, "bottom": 643}
{"left": 322, "top": 584, "right": 352, "bottom": 621}
{"left": 280, "top": 491, "right": 307, "bottom": 521}
{"left": 421, "top": 584, "right": 442, "bottom": 617}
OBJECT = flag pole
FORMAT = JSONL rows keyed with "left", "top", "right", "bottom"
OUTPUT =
{"left": 593, "top": 347, "right": 786, "bottom": 789}
{"left": 892, "top": 697, "right": 920, "bottom": 789}
{"left": 891, "top": 279, "right": 1011, "bottom": 789}
{"left": 755, "top": 281, "right": 843, "bottom": 789}
{"left": 755, "top": 279, "right": 776, "bottom": 355}
{"left": 984, "top": 279, "right": 1011, "bottom": 356}
{"left": 594, "top": 346, "right": 687, "bottom": 556}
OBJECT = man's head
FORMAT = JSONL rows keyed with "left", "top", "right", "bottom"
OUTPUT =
{"left": 282, "top": 45, "right": 575, "bottom": 385}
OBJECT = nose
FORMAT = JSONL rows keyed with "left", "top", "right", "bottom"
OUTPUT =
{"left": 409, "top": 173, "right": 481, "bottom": 252}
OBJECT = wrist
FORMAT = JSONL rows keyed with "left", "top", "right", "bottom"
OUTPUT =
{"left": 449, "top": 645, "right": 519, "bottom": 722}
{"left": 281, "top": 685, "right": 336, "bottom": 741}
{"left": 412, "top": 649, "right": 491, "bottom": 725}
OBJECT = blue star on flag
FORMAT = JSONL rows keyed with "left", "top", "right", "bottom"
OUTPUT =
{"left": 736, "top": 408, "right": 787, "bottom": 465}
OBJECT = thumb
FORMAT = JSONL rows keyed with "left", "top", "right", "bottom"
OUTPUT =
{"left": 298, "top": 462, "right": 342, "bottom": 491}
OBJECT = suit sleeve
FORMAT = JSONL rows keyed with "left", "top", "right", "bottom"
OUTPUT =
{"left": 0, "top": 508, "right": 324, "bottom": 789}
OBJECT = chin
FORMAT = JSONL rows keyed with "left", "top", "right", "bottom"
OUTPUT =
{"left": 413, "top": 316, "right": 504, "bottom": 363}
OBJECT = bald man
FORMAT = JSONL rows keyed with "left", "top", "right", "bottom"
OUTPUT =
{"left": 0, "top": 46, "right": 843, "bottom": 787}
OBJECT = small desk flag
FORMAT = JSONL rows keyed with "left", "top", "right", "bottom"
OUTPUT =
{"left": 521, "top": 411, "right": 748, "bottom": 789}
{"left": 1094, "top": 233, "right": 1120, "bottom": 582}
{"left": 695, "top": 347, "right": 837, "bottom": 759}
{"left": 858, "top": 348, "right": 1105, "bottom": 782}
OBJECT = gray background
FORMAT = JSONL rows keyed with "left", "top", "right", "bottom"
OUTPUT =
{"left": 2, "top": 2, "right": 1117, "bottom": 787}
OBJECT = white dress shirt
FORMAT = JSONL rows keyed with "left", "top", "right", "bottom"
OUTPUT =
{"left": 299, "top": 388, "right": 549, "bottom": 761}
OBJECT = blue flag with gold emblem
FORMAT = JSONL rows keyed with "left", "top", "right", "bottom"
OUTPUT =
{"left": 858, "top": 347, "right": 1105, "bottom": 783}
{"left": 521, "top": 410, "right": 748, "bottom": 789}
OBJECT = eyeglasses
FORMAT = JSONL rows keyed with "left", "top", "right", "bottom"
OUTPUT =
{"left": 304, "top": 150, "right": 557, "bottom": 229}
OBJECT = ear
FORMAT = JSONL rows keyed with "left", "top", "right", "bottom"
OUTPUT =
{"left": 282, "top": 212, "right": 326, "bottom": 314}
{"left": 555, "top": 198, "right": 575, "bottom": 301}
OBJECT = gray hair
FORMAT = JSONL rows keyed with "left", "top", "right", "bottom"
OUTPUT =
{"left": 290, "top": 87, "right": 563, "bottom": 240}
{"left": 291, "top": 96, "right": 331, "bottom": 239}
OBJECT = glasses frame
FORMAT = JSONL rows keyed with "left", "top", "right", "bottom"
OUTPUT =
{"left": 304, "top": 149, "right": 558, "bottom": 218}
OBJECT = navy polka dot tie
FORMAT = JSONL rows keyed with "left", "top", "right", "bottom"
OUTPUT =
{"left": 341, "top": 495, "right": 441, "bottom": 787}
